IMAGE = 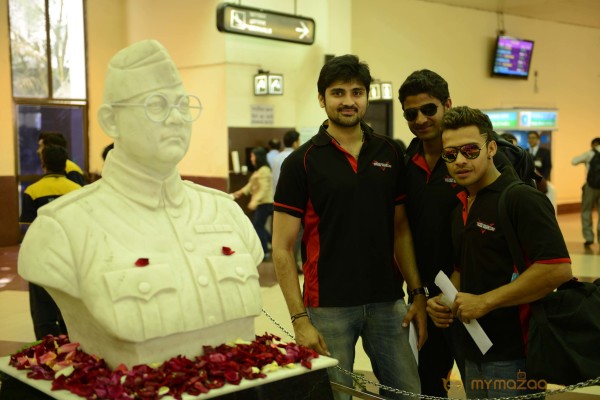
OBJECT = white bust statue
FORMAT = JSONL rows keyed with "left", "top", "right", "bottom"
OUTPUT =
{"left": 18, "top": 40, "right": 264, "bottom": 368}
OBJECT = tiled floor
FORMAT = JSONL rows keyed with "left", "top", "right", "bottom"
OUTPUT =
{"left": 1, "top": 212, "right": 599, "bottom": 399}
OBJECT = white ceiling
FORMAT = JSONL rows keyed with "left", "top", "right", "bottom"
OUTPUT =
{"left": 416, "top": 0, "right": 600, "bottom": 29}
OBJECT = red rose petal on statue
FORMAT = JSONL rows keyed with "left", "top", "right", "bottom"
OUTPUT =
{"left": 134, "top": 258, "right": 149, "bottom": 267}
{"left": 222, "top": 246, "right": 235, "bottom": 255}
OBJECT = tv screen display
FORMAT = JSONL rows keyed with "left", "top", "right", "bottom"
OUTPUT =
{"left": 491, "top": 36, "right": 534, "bottom": 79}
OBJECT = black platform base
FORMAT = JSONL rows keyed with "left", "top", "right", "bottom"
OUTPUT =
{"left": 0, "top": 368, "right": 334, "bottom": 400}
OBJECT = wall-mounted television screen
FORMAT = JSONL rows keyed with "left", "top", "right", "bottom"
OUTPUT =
{"left": 491, "top": 36, "right": 534, "bottom": 79}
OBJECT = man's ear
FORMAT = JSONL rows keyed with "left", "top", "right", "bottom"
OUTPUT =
{"left": 98, "top": 105, "right": 119, "bottom": 139}
{"left": 445, "top": 97, "right": 452, "bottom": 111}
{"left": 488, "top": 137, "right": 498, "bottom": 157}
{"left": 318, "top": 93, "right": 325, "bottom": 108}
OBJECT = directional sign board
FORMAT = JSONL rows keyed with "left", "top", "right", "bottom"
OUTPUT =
{"left": 217, "top": 3, "right": 315, "bottom": 45}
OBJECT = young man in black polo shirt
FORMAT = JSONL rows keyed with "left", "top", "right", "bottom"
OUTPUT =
{"left": 427, "top": 106, "right": 572, "bottom": 398}
{"left": 399, "top": 69, "right": 463, "bottom": 397}
{"left": 273, "top": 54, "right": 427, "bottom": 400}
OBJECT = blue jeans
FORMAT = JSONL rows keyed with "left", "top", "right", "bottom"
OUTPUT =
{"left": 252, "top": 203, "right": 272, "bottom": 255}
{"left": 465, "top": 358, "right": 546, "bottom": 399}
{"left": 308, "top": 301, "right": 420, "bottom": 400}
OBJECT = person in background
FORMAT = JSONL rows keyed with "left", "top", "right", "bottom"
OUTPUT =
{"left": 266, "top": 138, "right": 281, "bottom": 167}
{"left": 20, "top": 145, "right": 82, "bottom": 339}
{"left": 571, "top": 137, "right": 600, "bottom": 247}
{"left": 38, "top": 131, "right": 86, "bottom": 186}
{"left": 273, "top": 54, "right": 426, "bottom": 400}
{"left": 271, "top": 130, "right": 300, "bottom": 194}
{"left": 428, "top": 106, "right": 572, "bottom": 399}
{"left": 500, "top": 132, "right": 518, "bottom": 145}
{"left": 232, "top": 147, "right": 274, "bottom": 260}
{"left": 398, "top": 69, "right": 463, "bottom": 397}
{"left": 527, "top": 131, "right": 552, "bottom": 180}
{"left": 271, "top": 129, "right": 302, "bottom": 272}
{"left": 500, "top": 132, "right": 550, "bottom": 192}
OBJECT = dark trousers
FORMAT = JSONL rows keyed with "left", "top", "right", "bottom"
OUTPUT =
{"left": 252, "top": 203, "right": 273, "bottom": 255}
{"left": 418, "top": 316, "right": 464, "bottom": 397}
{"left": 29, "top": 282, "right": 67, "bottom": 340}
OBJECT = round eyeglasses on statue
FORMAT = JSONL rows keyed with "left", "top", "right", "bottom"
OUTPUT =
{"left": 111, "top": 93, "right": 203, "bottom": 122}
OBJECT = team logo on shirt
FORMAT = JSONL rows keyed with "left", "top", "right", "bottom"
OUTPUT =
{"left": 477, "top": 220, "right": 496, "bottom": 234}
{"left": 372, "top": 160, "right": 392, "bottom": 171}
{"left": 444, "top": 175, "right": 457, "bottom": 187}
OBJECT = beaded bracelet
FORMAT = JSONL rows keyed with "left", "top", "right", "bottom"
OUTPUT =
{"left": 291, "top": 311, "right": 308, "bottom": 323}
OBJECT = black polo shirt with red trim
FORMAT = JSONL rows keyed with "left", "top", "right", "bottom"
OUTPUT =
{"left": 404, "top": 138, "right": 463, "bottom": 294}
{"left": 451, "top": 171, "right": 571, "bottom": 362}
{"left": 274, "top": 121, "right": 406, "bottom": 307}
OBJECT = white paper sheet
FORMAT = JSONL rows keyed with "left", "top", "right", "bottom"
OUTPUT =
{"left": 409, "top": 321, "right": 418, "bottom": 365}
{"left": 433, "top": 271, "right": 493, "bottom": 355}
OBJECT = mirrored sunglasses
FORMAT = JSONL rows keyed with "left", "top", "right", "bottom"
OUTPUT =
{"left": 441, "top": 142, "right": 487, "bottom": 163}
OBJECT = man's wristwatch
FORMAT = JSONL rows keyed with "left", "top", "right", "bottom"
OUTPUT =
{"left": 408, "top": 286, "right": 429, "bottom": 303}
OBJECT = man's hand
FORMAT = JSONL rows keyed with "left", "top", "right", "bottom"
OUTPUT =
{"left": 426, "top": 294, "right": 454, "bottom": 328}
{"left": 402, "top": 295, "right": 428, "bottom": 349}
{"left": 293, "top": 318, "right": 330, "bottom": 356}
{"left": 452, "top": 292, "right": 490, "bottom": 324}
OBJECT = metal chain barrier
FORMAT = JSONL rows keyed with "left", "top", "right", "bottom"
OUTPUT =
{"left": 262, "top": 308, "right": 600, "bottom": 400}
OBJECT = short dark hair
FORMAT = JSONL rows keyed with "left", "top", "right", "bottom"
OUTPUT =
{"left": 398, "top": 69, "right": 449, "bottom": 107}
{"left": 500, "top": 133, "right": 518, "bottom": 145}
{"left": 441, "top": 106, "right": 495, "bottom": 141}
{"left": 267, "top": 138, "right": 281, "bottom": 151}
{"left": 42, "top": 145, "right": 68, "bottom": 173}
{"left": 528, "top": 131, "right": 540, "bottom": 138}
{"left": 39, "top": 132, "right": 68, "bottom": 148}
{"left": 283, "top": 130, "right": 300, "bottom": 147}
{"left": 592, "top": 137, "right": 600, "bottom": 147}
{"left": 251, "top": 147, "right": 269, "bottom": 169}
{"left": 317, "top": 54, "right": 371, "bottom": 97}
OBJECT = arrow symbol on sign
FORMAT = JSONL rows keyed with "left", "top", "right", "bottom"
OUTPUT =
{"left": 295, "top": 21, "right": 309, "bottom": 39}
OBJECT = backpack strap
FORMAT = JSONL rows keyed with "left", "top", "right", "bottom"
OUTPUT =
{"left": 498, "top": 181, "right": 527, "bottom": 274}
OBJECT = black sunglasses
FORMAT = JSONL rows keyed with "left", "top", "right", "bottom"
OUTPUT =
{"left": 403, "top": 103, "right": 438, "bottom": 122}
{"left": 441, "top": 142, "right": 488, "bottom": 163}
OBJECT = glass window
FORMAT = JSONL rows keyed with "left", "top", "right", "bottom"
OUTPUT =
{"left": 49, "top": 0, "right": 87, "bottom": 99}
{"left": 8, "top": 0, "right": 87, "bottom": 100}
{"left": 8, "top": 0, "right": 49, "bottom": 98}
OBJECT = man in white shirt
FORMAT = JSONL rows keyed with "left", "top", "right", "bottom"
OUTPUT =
{"left": 271, "top": 130, "right": 300, "bottom": 191}
{"left": 266, "top": 138, "right": 281, "bottom": 167}
{"left": 271, "top": 130, "right": 301, "bottom": 271}
{"left": 571, "top": 137, "right": 600, "bottom": 246}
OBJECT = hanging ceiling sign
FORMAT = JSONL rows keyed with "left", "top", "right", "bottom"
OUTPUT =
{"left": 217, "top": 3, "right": 315, "bottom": 45}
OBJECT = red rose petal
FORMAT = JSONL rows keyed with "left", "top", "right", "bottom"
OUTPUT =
{"left": 222, "top": 246, "right": 235, "bottom": 255}
{"left": 134, "top": 258, "right": 149, "bottom": 267}
{"left": 9, "top": 333, "right": 319, "bottom": 399}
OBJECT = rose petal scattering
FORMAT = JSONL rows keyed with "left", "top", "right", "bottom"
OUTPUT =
{"left": 9, "top": 333, "right": 319, "bottom": 400}
{"left": 221, "top": 246, "right": 235, "bottom": 256}
{"left": 134, "top": 258, "right": 149, "bottom": 267}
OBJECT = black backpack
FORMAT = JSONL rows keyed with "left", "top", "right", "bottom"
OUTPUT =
{"left": 493, "top": 133, "right": 539, "bottom": 188}
{"left": 499, "top": 182, "right": 600, "bottom": 385}
{"left": 586, "top": 149, "right": 600, "bottom": 189}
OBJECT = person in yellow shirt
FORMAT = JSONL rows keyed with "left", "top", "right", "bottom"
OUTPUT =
{"left": 20, "top": 145, "right": 82, "bottom": 339}
{"left": 38, "top": 131, "right": 86, "bottom": 185}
